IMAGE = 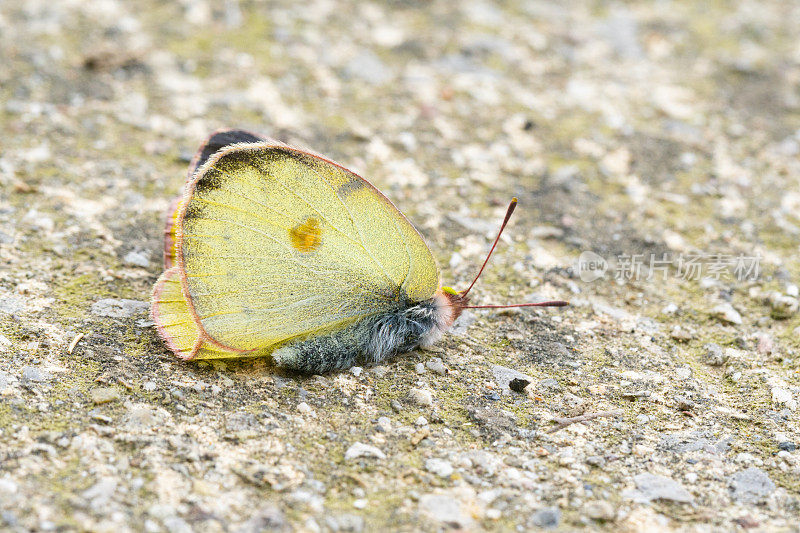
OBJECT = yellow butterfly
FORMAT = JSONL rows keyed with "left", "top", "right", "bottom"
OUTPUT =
{"left": 151, "top": 130, "right": 566, "bottom": 373}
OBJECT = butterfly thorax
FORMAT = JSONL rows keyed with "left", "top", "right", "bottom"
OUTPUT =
{"left": 366, "top": 288, "right": 469, "bottom": 361}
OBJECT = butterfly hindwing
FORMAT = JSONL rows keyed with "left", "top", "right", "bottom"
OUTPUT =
{"left": 167, "top": 143, "right": 439, "bottom": 358}
{"left": 151, "top": 266, "right": 251, "bottom": 359}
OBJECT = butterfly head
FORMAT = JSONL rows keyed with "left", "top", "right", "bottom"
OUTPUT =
{"left": 436, "top": 286, "right": 470, "bottom": 325}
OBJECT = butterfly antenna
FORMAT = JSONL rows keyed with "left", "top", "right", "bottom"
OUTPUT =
{"left": 461, "top": 197, "right": 518, "bottom": 298}
{"left": 459, "top": 197, "right": 569, "bottom": 310}
{"left": 464, "top": 301, "right": 569, "bottom": 309}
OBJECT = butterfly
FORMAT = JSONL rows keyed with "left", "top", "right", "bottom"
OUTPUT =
{"left": 151, "top": 130, "right": 567, "bottom": 373}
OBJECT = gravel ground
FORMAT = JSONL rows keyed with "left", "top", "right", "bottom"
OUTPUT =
{"left": 1, "top": 0, "right": 799, "bottom": 531}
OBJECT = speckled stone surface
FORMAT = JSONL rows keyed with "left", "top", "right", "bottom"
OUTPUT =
{"left": 1, "top": 1, "right": 799, "bottom": 531}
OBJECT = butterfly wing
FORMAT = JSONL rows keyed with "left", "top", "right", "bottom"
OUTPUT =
{"left": 187, "top": 129, "right": 267, "bottom": 177}
{"left": 152, "top": 266, "right": 252, "bottom": 359}
{"left": 153, "top": 142, "right": 439, "bottom": 359}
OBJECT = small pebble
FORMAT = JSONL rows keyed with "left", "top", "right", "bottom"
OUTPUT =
{"left": 424, "top": 458, "right": 454, "bottom": 478}
{"left": 91, "top": 414, "right": 113, "bottom": 424}
{"left": 728, "top": 467, "right": 776, "bottom": 503}
{"left": 91, "top": 387, "right": 120, "bottom": 404}
{"left": 425, "top": 358, "right": 447, "bottom": 375}
{"left": 702, "top": 343, "right": 727, "bottom": 366}
{"left": 22, "top": 366, "right": 51, "bottom": 383}
{"left": 712, "top": 303, "right": 743, "bottom": 325}
{"left": 530, "top": 507, "right": 560, "bottom": 529}
{"left": 492, "top": 364, "right": 534, "bottom": 395}
{"left": 626, "top": 473, "right": 693, "bottom": 503}
{"left": 584, "top": 500, "right": 615, "bottom": 521}
{"left": 509, "top": 378, "right": 530, "bottom": 393}
{"left": 376, "top": 417, "right": 392, "bottom": 433}
{"left": 123, "top": 250, "right": 150, "bottom": 268}
{"left": 0, "top": 334, "right": 12, "bottom": 352}
{"left": 765, "top": 292, "right": 798, "bottom": 319}
{"left": 408, "top": 388, "right": 433, "bottom": 407}
{"left": 537, "top": 378, "right": 562, "bottom": 392}
{"left": 90, "top": 299, "right": 149, "bottom": 318}
{"left": 344, "top": 442, "right": 386, "bottom": 461}
{"left": 586, "top": 456, "right": 606, "bottom": 468}
{"left": 734, "top": 516, "right": 760, "bottom": 529}
{"left": 670, "top": 325, "right": 694, "bottom": 341}
{"left": 772, "top": 387, "right": 796, "bottom": 410}
{"left": 756, "top": 334, "right": 775, "bottom": 355}
{"left": 661, "top": 303, "right": 678, "bottom": 314}
{"left": 410, "top": 427, "right": 431, "bottom": 446}
{"left": 675, "top": 396, "right": 696, "bottom": 411}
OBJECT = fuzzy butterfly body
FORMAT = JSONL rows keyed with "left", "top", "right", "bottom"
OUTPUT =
{"left": 151, "top": 130, "right": 566, "bottom": 373}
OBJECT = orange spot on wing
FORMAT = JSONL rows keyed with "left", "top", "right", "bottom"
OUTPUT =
{"left": 289, "top": 218, "right": 322, "bottom": 252}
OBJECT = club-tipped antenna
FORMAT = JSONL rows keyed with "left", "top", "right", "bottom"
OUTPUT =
{"left": 461, "top": 197, "right": 518, "bottom": 298}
